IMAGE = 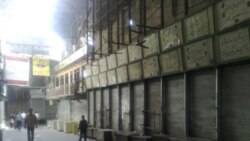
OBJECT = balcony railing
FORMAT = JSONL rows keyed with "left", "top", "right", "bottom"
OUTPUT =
{"left": 46, "top": 80, "right": 87, "bottom": 99}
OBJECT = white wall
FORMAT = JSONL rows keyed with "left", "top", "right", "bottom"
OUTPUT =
{"left": 70, "top": 100, "right": 88, "bottom": 122}
{"left": 57, "top": 100, "right": 71, "bottom": 121}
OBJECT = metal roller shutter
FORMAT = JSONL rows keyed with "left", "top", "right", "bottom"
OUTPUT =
{"left": 146, "top": 78, "right": 162, "bottom": 135}
{"left": 58, "top": 100, "right": 70, "bottom": 121}
{"left": 121, "top": 84, "right": 130, "bottom": 131}
{"left": 111, "top": 87, "right": 119, "bottom": 130}
{"left": 164, "top": 74, "right": 185, "bottom": 137}
{"left": 188, "top": 69, "right": 217, "bottom": 140}
{"left": 95, "top": 89, "right": 102, "bottom": 128}
{"left": 103, "top": 88, "right": 110, "bottom": 128}
{"left": 221, "top": 64, "right": 250, "bottom": 141}
{"left": 133, "top": 82, "right": 145, "bottom": 133}
{"left": 89, "top": 91, "right": 94, "bottom": 126}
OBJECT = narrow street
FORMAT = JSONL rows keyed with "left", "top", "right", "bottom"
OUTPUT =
{"left": 2, "top": 126, "right": 95, "bottom": 141}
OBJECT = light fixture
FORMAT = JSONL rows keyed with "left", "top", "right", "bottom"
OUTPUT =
{"left": 129, "top": 19, "right": 134, "bottom": 26}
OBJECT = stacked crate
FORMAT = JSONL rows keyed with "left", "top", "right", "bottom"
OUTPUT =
{"left": 65, "top": 122, "right": 73, "bottom": 133}
{"left": 65, "top": 122, "right": 78, "bottom": 134}
{"left": 58, "top": 120, "right": 64, "bottom": 131}
{"left": 53, "top": 120, "right": 57, "bottom": 130}
{"left": 72, "top": 122, "right": 78, "bottom": 135}
{"left": 47, "top": 120, "right": 53, "bottom": 128}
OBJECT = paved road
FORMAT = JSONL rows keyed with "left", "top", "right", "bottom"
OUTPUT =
{"left": 2, "top": 127, "right": 95, "bottom": 141}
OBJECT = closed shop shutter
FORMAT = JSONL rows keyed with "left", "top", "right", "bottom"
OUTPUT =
{"left": 121, "top": 84, "right": 130, "bottom": 131}
{"left": 188, "top": 69, "right": 217, "bottom": 140}
{"left": 95, "top": 89, "right": 102, "bottom": 128}
{"left": 111, "top": 87, "right": 119, "bottom": 130}
{"left": 89, "top": 91, "right": 94, "bottom": 126}
{"left": 103, "top": 88, "right": 110, "bottom": 128}
{"left": 146, "top": 78, "right": 162, "bottom": 135}
{"left": 58, "top": 100, "right": 70, "bottom": 121}
{"left": 30, "top": 99, "right": 45, "bottom": 119}
{"left": 133, "top": 82, "right": 145, "bottom": 133}
{"left": 221, "top": 64, "right": 250, "bottom": 141}
{"left": 164, "top": 74, "right": 185, "bottom": 137}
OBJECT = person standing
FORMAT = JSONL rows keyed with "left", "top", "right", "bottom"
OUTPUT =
{"left": 9, "top": 114, "right": 15, "bottom": 128}
{"left": 21, "top": 111, "right": 27, "bottom": 128}
{"left": 25, "top": 108, "right": 37, "bottom": 141}
{"left": 78, "top": 115, "right": 88, "bottom": 141}
{"left": 16, "top": 112, "right": 22, "bottom": 131}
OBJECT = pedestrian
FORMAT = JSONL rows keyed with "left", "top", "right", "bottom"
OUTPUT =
{"left": 9, "top": 114, "right": 15, "bottom": 128}
{"left": 16, "top": 112, "right": 22, "bottom": 131}
{"left": 25, "top": 108, "right": 37, "bottom": 141}
{"left": 21, "top": 111, "right": 27, "bottom": 128}
{"left": 34, "top": 112, "right": 39, "bottom": 121}
{"left": 78, "top": 115, "right": 88, "bottom": 141}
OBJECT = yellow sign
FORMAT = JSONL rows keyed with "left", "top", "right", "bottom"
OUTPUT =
{"left": 32, "top": 56, "right": 50, "bottom": 76}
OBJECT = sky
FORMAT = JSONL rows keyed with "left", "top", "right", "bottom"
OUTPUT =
{"left": 0, "top": 0, "right": 65, "bottom": 60}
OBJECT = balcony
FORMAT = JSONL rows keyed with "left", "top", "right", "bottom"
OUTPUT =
{"left": 46, "top": 80, "right": 87, "bottom": 100}
{"left": 55, "top": 47, "right": 87, "bottom": 71}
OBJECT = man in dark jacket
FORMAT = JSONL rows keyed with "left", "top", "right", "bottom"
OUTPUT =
{"left": 78, "top": 115, "right": 88, "bottom": 141}
{"left": 25, "top": 108, "right": 37, "bottom": 141}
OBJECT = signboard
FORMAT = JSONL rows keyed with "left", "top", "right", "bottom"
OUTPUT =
{"left": 218, "top": 27, "right": 250, "bottom": 63}
{"left": 5, "top": 55, "right": 30, "bottom": 86}
{"left": 184, "top": 38, "right": 214, "bottom": 70}
{"left": 142, "top": 33, "right": 159, "bottom": 57}
{"left": 99, "top": 72, "right": 108, "bottom": 87}
{"left": 32, "top": 56, "right": 50, "bottom": 76}
{"left": 86, "top": 77, "right": 92, "bottom": 89}
{"left": 188, "top": 0, "right": 204, "bottom": 8}
{"left": 85, "top": 64, "right": 92, "bottom": 77}
{"left": 92, "top": 61, "right": 99, "bottom": 75}
{"left": 92, "top": 75, "right": 100, "bottom": 88}
{"left": 107, "top": 70, "right": 117, "bottom": 85}
{"left": 160, "top": 49, "right": 183, "bottom": 75}
{"left": 116, "top": 66, "right": 128, "bottom": 83}
{"left": 107, "top": 54, "right": 117, "bottom": 70}
{"left": 117, "top": 47, "right": 128, "bottom": 66}
{"left": 128, "top": 62, "right": 142, "bottom": 81}
{"left": 184, "top": 7, "right": 214, "bottom": 42}
{"left": 160, "top": 22, "right": 183, "bottom": 51}
{"left": 5, "top": 42, "right": 49, "bottom": 56}
{"left": 128, "top": 45, "right": 143, "bottom": 62}
{"left": 215, "top": 0, "right": 250, "bottom": 31}
{"left": 142, "top": 56, "right": 159, "bottom": 78}
{"left": 58, "top": 47, "right": 87, "bottom": 70}
{"left": 99, "top": 57, "right": 108, "bottom": 72}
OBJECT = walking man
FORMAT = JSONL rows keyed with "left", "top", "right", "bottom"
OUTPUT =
{"left": 78, "top": 115, "right": 88, "bottom": 141}
{"left": 25, "top": 108, "right": 37, "bottom": 141}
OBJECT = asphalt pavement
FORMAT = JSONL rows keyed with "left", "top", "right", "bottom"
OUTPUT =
{"left": 2, "top": 126, "right": 95, "bottom": 141}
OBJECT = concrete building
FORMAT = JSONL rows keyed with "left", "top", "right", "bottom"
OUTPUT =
{"left": 44, "top": 0, "right": 250, "bottom": 141}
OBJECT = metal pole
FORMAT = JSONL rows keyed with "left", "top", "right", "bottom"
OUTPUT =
{"left": 184, "top": 0, "right": 189, "bottom": 16}
{"left": 128, "top": 0, "right": 132, "bottom": 43}
{"left": 161, "top": 0, "right": 164, "bottom": 27}
{"left": 0, "top": 101, "right": 4, "bottom": 141}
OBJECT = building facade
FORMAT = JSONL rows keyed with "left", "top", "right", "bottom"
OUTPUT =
{"left": 46, "top": 0, "right": 250, "bottom": 141}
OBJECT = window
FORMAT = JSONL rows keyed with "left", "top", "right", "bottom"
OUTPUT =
{"left": 65, "top": 73, "right": 68, "bottom": 84}
{"left": 60, "top": 75, "right": 64, "bottom": 86}
{"left": 82, "top": 66, "right": 86, "bottom": 78}
{"left": 74, "top": 68, "right": 80, "bottom": 82}
{"left": 56, "top": 77, "right": 59, "bottom": 87}
{"left": 52, "top": 77, "right": 55, "bottom": 87}
{"left": 70, "top": 71, "right": 73, "bottom": 83}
